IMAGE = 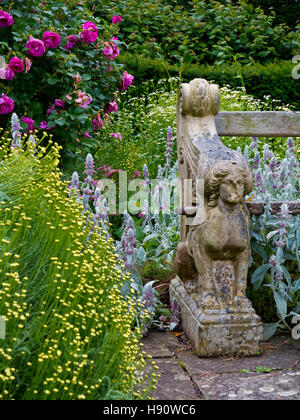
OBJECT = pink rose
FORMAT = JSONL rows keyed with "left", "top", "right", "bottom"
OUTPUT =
{"left": 42, "top": 31, "right": 61, "bottom": 49}
{"left": 26, "top": 36, "right": 46, "bottom": 57}
{"left": 5, "top": 68, "right": 15, "bottom": 80}
{"left": 0, "top": 93, "right": 14, "bottom": 114}
{"left": 133, "top": 170, "right": 142, "bottom": 178}
{"left": 105, "top": 99, "right": 118, "bottom": 114}
{"left": 110, "top": 132, "right": 122, "bottom": 139}
{"left": 9, "top": 57, "right": 24, "bottom": 73}
{"left": 64, "top": 34, "right": 78, "bottom": 50}
{"left": 112, "top": 15, "right": 122, "bottom": 24}
{"left": 103, "top": 43, "right": 114, "bottom": 58}
{"left": 0, "top": 10, "right": 14, "bottom": 27}
{"left": 0, "top": 66, "right": 6, "bottom": 79}
{"left": 73, "top": 72, "right": 81, "bottom": 88}
{"left": 83, "top": 132, "right": 92, "bottom": 138}
{"left": 97, "top": 165, "right": 121, "bottom": 177}
{"left": 22, "top": 116, "right": 35, "bottom": 133}
{"left": 92, "top": 113, "right": 104, "bottom": 131}
{"left": 121, "top": 71, "right": 134, "bottom": 90}
{"left": 54, "top": 99, "right": 65, "bottom": 108}
{"left": 74, "top": 90, "right": 92, "bottom": 108}
{"left": 81, "top": 21, "right": 98, "bottom": 44}
{"left": 103, "top": 40, "right": 119, "bottom": 61}
{"left": 40, "top": 121, "right": 51, "bottom": 130}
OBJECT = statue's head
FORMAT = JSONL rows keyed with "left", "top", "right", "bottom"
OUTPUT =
{"left": 206, "top": 161, "right": 252, "bottom": 208}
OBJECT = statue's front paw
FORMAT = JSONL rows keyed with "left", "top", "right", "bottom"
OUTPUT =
{"left": 234, "top": 293, "right": 252, "bottom": 310}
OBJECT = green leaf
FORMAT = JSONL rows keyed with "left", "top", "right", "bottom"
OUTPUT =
{"left": 47, "top": 78, "right": 58, "bottom": 85}
{"left": 255, "top": 366, "right": 272, "bottom": 373}
{"left": 47, "top": 121, "right": 56, "bottom": 128}
{"left": 135, "top": 226, "right": 144, "bottom": 242}
{"left": 292, "top": 278, "right": 300, "bottom": 293}
{"left": 263, "top": 323, "right": 278, "bottom": 341}
{"left": 251, "top": 264, "right": 270, "bottom": 290}
{"left": 55, "top": 119, "right": 66, "bottom": 127}
{"left": 240, "top": 369, "right": 251, "bottom": 374}
{"left": 251, "top": 230, "right": 261, "bottom": 241}
{"left": 274, "top": 291, "right": 287, "bottom": 320}
{"left": 143, "top": 233, "right": 160, "bottom": 243}
{"left": 251, "top": 240, "right": 268, "bottom": 261}
{"left": 281, "top": 266, "right": 291, "bottom": 286}
{"left": 283, "top": 249, "right": 297, "bottom": 261}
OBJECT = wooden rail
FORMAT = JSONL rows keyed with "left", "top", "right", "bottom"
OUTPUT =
{"left": 215, "top": 111, "right": 300, "bottom": 137}
{"left": 175, "top": 201, "right": 300, "bottom": 216}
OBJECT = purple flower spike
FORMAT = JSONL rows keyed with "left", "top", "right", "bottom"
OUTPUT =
{"left": 85, "top": 153, "right": 95, "bottom": 177}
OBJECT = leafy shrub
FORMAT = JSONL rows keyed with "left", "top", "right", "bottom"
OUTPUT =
{"left": 96, "top": 0, "right": 298, "bottom": 65}
{"left": 189, "top": 0, "right": 298, "bottom": 65}
{"left": 118, "top": 54, "right": 300, "bottom": 107}
{"left": 0, "top": 131, "right": 156, "bottom": 400}
{"left": 0, "top": 0, "right": 134, "bottom": 159}
{"left": 236, "top": 0, "right": 300, "bottom": 28}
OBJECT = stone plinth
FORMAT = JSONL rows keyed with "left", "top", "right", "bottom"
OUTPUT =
{"left": 170, "top": 276, "right": 263, "bottom": 357}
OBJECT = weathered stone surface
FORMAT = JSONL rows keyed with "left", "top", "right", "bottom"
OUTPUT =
{"left": 193, "top": 370, "right": 300, "bottom": 400}
{"left": 215, "top": 111, "right": 300, "bottom": 137}
{"left": 269, "top": 335, "right": 300, "bottom": 350}
{"left": 151, "top": 359, "right": 201, "bottom": 400}
{"left": 177, "top": 345, "right": 300, "bottom": 374}
{"left": 174, "top": 78, "right": 263, "bottom": 357}
{"left": 141, "top": 331, "right": 179, "bottom": 358}
{"left": 170, "top": 277, "right": 263, "bottom": 357}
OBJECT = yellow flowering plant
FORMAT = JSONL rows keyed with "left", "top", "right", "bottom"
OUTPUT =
{"left": 0, "top": 131, "right": 157, "bottom": 400}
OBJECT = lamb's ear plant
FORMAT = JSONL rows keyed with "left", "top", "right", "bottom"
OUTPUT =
{"left": 138, "top": 127, "right": 179, "bottom": 270}
{"left": 0, "top": 129, "right": 158, "bottom": 400}
{"left": 248, "top": 137, "right": 300, "bottom": 340}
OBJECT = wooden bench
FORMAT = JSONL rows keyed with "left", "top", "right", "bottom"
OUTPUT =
{"left": 176, "top": 110, "right": 300, "bottom": 216}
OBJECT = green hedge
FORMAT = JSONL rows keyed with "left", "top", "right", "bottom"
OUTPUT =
{"left": 119, "top": 54, "right": 299, "bottom": 107}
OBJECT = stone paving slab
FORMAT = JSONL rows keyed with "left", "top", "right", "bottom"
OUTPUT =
{"left": 141, "top": 331, "right": 179, "bottom": 358}
{"left": 177, "top": 345, "right": 300, "bottom": 374}
{"left": 193, "top": 370, "right": 300, "bottom": 400}
{"left": 151, "top": 358, "right": 201, "bottom": 400}
{"left": 269, "top": 335, "right": 300, "bottom": 350}
{"left": 142, "top": 331, "right": 300, "bottom": 400}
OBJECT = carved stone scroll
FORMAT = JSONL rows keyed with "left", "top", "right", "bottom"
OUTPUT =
{"left": 170, "top": 79, "right": 263, "bottom": 357}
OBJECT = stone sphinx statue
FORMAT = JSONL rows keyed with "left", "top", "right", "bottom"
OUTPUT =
{"left": 170, "top": 79, "right": 263, "bottom": 357}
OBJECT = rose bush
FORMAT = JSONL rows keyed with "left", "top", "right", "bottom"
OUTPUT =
{"left": 0, "top": 0, "right": 133, "bottom": 159}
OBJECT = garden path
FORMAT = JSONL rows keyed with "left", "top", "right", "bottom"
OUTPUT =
{"left": 142, "top": 331, "right": 300, "bottom": 400}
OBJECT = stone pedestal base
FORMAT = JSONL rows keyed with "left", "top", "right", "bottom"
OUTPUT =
{"left": 170, "top": 277, "right": 263, "bottom": 357}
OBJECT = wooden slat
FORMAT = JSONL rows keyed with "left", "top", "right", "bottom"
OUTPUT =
{"left": 175, "top": 201, "right": 300, "bottom": 216}
{"left": 215, "top": 111, "right": 300, "bottom": 137}
{"left": 246, "top": 201, "right": 300, "bottom": 215}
